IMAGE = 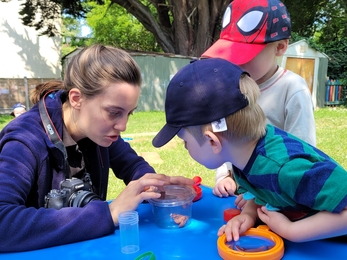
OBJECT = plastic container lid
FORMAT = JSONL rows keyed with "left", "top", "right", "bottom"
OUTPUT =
{"left": 149, "top": 185, "right": 195, "bottom": 207}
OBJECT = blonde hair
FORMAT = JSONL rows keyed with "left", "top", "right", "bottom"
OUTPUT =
{"left": 185, "top": 74, "right": 266, "bottom": 145}
{"left": 30, "top": 44, "right": 141, "bottom": 104}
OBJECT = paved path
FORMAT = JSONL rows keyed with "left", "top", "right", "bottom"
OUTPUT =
{"left": 123, "top": 132, "right": 172, "bottom": 164}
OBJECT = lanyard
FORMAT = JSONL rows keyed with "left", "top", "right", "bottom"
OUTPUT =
{"left": 39, "top": 92, "right": 71, "bottom": 179}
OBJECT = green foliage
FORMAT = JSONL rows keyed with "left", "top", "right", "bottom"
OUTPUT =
{"left": 306, "top": 1, "right": 347, "bottom": 84}
{"left": 61, "top": 16, "right": 91, "bottom": 57}
{"left": 282, "top": 0, "right": 325, "bottom": 37}
{"left": 322, "top": 38, "right": 347, "bottom": 82}
{"left": 289, "top": 1, "right": 347, "bottom": 87}
{"left": 86, "top": 1, "right": 162, "bottom": 52}
{"left": 62, "top": 16, "right": 80, "bottom": 37}
{"left": 314, "top": 1, "right": 347, "bottom": 44}
{"left": 61, "top": 45, "right": 77, "bottom": 57}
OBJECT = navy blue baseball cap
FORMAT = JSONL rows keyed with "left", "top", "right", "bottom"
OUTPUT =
{"left": 152, "top": 58, "right": 249, "bottom": 148}
{"left": 10, "top": 102, "right": 26, "bottom": 116}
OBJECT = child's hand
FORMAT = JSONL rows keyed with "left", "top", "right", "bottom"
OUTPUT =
{"left": 257, "top": 206, "right": 291, "bottom": 237}
{"left": 234, "top": 194, "right": 247, "bottom": 209}
{"left": 213, "top": 177, "right": 237, "bottom": 197}
{"left": 217, "top": 213, "right": 255, "bottom": 242}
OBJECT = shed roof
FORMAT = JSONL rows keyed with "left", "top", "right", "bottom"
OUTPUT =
{"left": 286, "top": 39, "right": 329, "bottom": 59}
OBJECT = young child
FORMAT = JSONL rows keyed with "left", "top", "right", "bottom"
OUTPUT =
{"left": 201, "top": 0, "right": 316, "bottom": 199}
{"left": 10, "top": 102, "right": 26, "bottom": 118}
{"left": 152, "top": 58, "right": 347, "bottom": 242}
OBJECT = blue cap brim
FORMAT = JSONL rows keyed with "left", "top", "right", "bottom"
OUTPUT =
{"left": 152, "top": 124, "right": 181, "bottom": 148}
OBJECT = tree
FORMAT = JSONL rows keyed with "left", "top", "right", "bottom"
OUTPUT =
{"left": 282, "top": 0, "right": 328, "bottom": 37}
{"left": 313, "top": 1, "right": 347, "bottom": 44}
{"left": 3, "top": 0, "right": 229, "bottom": 57}
{"left": 307, "top": 1, "right": 347, "bottom": 84}
{"left": 86, "top": 0, "right": 162, "bottom": 52}
{"left": 323, "top": 38, "right": 347, "bottom": 82}
{"left": 62, "top": 16, "right": 81, "bottom": 38}
{"left": 61, "top": 16, "right": 90, "bottom": 56}
{"left": 108, "top": 0, "right": 230, "bottom": 56}
{"left": 3, "top": 0, "right": 347, "bottom": 57}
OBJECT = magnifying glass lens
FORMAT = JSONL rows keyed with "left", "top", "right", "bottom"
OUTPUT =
{"left": 226, "top": 235, "right": 275, "bottom": 252}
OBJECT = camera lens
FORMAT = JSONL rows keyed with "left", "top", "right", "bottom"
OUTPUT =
{"left": 69, "top": 190, "right": 101, "bottom": 207}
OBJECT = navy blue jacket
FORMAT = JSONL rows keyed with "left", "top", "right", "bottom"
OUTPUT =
{"left": 0, "top": 91, "right": 155, "bottom": 252}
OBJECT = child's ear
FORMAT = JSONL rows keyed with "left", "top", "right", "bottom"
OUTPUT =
{"left": 275, "top": 39, "right": 288, "bottom": 56}
{"left": 69, "top": 88, "right": 83, "bottom": 110}
{"left": 204, "top": 130, "right": 222, "bottom": 154}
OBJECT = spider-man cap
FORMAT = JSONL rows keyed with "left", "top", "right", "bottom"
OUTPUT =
{"left": 202, "top": 0, "right": 291, "bottom": 65}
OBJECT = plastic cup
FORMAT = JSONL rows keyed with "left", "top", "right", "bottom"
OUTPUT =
{"left": 118, "top": 211, "right": 140, "bottom": 254}
{"left": 148, "top": 185, "right": 195, "bottom": 229}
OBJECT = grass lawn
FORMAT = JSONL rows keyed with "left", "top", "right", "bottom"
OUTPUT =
{"left": 1, "top": 107, "right": 347, "bottom": 200}
{"left": 112, "top": 107, "right": 347, "bottom": 199}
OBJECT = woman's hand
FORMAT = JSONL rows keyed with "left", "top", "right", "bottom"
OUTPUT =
{"left": 167, "top": 175, "right": 195, "bottom": 186}
{"left": 109, "top": 174, "right": 168, "bottom": 224}
{"left": 109, "top": 174, "right": 194, "bottom": 225}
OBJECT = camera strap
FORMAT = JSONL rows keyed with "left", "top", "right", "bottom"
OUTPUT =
{"left": 39, "top": 92, "right": 71, "bottom": 179}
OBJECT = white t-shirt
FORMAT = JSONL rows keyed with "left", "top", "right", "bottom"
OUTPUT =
{"left": 257, "top": 66, "right": 316, "bottom": 146}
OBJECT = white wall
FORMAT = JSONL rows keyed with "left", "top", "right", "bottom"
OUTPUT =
{"left": 0, "top": 0, "right": 61, "bottom": 78}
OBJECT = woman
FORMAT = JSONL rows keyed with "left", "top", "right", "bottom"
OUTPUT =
{"left": 0, "top": 44, "right": 193, "bottom": 252}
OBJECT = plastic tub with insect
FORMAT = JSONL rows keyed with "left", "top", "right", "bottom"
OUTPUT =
{"left": 148, "top": 185, "right": 195, "bottom": 229}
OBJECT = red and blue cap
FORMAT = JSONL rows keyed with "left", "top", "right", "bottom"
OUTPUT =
{"left": 202, "top": 0, "right": 291, "bottom": 65}
{"left": 152, "top": 58, "right": 249, "bottom": 148}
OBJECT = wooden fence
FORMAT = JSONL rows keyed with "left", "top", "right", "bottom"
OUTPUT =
{"left": 325, "top": 79, "right": 346, "bottom": 106}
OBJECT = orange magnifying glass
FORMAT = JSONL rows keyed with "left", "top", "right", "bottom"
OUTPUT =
{"left": 217, "top": 225, "right": 284, "bottom": 260}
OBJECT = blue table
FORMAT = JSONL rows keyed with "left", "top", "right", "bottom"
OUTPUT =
{"left": 1, "top": 185, "right": 347, "bottom": 259}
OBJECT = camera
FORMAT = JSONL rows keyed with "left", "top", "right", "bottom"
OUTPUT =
{"left": 45, "top": 177, "right": 101, "bottom": 209}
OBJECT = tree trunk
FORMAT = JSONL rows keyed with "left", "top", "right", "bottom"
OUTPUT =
{"left": 112, "top": 0, "right": 229, "bottom": 57}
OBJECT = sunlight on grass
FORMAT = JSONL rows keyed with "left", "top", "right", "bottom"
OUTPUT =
{"left": 1, "top": 107, "right": 347, "bottom": 201}
{"left": 109, "top": 108, "right": 347, "bottom": 199}
{"left": 314, "top": 108, "right": 347, "bottom": 167}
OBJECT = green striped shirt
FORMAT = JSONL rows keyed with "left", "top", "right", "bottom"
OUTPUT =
{"left": 234, "top": 125, "right": 347, "bottom": 216}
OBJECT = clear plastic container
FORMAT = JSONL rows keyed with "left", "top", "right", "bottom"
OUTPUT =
{"left": 149, "top": 185, "right": 195, "bottom": 229}
{"left": 118, "top": 211, "right": 140, "bottom": 254}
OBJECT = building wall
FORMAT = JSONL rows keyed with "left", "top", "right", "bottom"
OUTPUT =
{"left": 132, "top": 53, "right": 192, "bottom": 111}
{"left": 0, "top": 0, "right": 61, "bottom": 113}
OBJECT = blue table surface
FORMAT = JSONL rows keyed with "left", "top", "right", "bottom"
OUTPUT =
{"left": 2, "top": 185, "right": 347, "bottom": 259}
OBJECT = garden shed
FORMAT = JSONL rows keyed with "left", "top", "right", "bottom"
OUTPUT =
{"left": 277, "top": 39, "right": 329, "bottom": 108}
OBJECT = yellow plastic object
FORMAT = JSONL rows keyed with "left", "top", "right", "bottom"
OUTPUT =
{"left": 217, "top": 225, "right": 284, "bottom": 260}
